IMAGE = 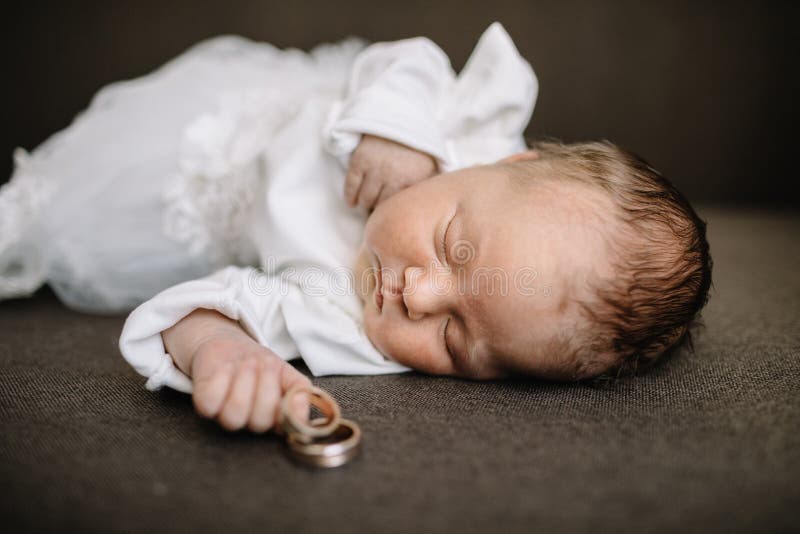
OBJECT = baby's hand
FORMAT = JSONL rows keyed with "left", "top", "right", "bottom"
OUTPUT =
{"left": 190, "top": 334, "right": 312, "bottom": 433}
{"left": 345, "top": 134, "right": 438, "bottom": 211}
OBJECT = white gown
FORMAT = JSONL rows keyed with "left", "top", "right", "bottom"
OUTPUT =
{"left": 0, "top": 33, "right": 366, "bottom": 313}
{"left": 0, "top": 23, "right": 538, "bottom": 387}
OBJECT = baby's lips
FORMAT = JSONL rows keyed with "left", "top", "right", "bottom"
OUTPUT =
{"left": 373, "top": 253, "right": 384, "bottom": 312}
{"left": 371, "top": 264, "right": 383, "bottom": 311}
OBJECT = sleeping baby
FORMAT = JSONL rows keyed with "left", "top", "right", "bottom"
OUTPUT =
{"left": 114, "top": 23, "right": 712, "bottom": 433}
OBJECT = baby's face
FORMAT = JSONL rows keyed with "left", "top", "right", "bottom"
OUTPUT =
{"left": 355, "top": 162, "right": 613, "bottom": 380}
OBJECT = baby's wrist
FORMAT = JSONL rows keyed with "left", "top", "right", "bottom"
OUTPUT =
{"left": 161, "top": 308, "right": 252, "bottom": 376}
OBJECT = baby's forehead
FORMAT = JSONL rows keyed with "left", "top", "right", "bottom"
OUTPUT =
{"left": 458, "top": 179, "right": 614, "bottom": 369}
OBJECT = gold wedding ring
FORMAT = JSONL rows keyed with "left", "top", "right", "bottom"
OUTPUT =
{"left": 286, "top": 418, "right": 362, "bottom": 468}
{"left": 278, "top": 385, "right": 341, "bottom": 443}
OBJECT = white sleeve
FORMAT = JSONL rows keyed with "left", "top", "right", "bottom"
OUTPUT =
{"left": 322, "top": 21, "right": 538, "bottom": 172}
{"left": 322, "top": 33, "right": 454, "bottom": 167}
{"left": 118, "top": 265, "right": 298, "bottom": 394}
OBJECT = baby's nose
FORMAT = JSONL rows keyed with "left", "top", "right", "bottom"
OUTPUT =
{"left": 402, "top": 265, "right": 447, "bottom": 320}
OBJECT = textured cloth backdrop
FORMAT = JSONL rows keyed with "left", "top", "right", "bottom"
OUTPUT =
{"left": 1, "top": 207, "right": 798, "bottom": 533}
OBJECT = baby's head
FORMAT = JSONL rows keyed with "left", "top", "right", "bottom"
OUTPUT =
{"left": 355, "top": 140, "right": 712, "bottom": 381}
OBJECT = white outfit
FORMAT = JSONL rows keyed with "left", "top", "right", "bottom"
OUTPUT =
{"left": 0, "top": 23, "right": 537, "bottom": 392}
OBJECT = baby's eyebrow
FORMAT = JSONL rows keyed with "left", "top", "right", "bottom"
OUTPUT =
{"left": 451, "top": 206, "right": 491, "bottom": 373}
{"left": 465, "top": 338, "right": 481, "bottom": 372}
{"left": 450, "top": 215, "right": 479, "bottom": 270}
{"left": 458, "top": 275, "right": 496, "bottom": 375}
{"left": 460, "top": 334, "right": 492, "bottom": 378}
{"left": 454, "top": 308, "right": 485, "bottom": 375}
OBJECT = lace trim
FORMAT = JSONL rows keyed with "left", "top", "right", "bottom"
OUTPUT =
{"left": 0, "top": 149, "right": 54, "bottom": 298}
{"left": 161, "top": 89, "right": 299, "bottom": 265}
{"left": 159, "top": 36, "right": 369, "bottom": 265}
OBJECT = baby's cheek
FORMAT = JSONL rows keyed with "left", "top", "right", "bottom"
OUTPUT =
{"left": 371, "top": 320, "right": 452, "bottom": 374}
{"left": 363, "top": 310, "right": 398, "bottom": 361}
{"left": 363, "top": 314, "right": 405, "bottom": 362}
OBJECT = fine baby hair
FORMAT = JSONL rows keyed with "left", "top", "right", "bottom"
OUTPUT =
{"left": 512, "top": 140, "right": 712, "bottom": 380}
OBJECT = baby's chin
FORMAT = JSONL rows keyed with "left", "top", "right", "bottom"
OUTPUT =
{"left": 351, "top": 243, "right": 433, "bottom": 372}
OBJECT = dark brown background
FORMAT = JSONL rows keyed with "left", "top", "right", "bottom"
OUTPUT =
{"left": 2, "top": 3, "right": 799, "bottom": 531}
{"left": 2, "top": 0, "right": 797, "bottom": 207}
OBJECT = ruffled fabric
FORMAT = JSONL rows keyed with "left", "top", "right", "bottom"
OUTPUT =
{"left": 0, "top": 149, "right": 54, "bottom": 298}
{"left": 0, "top": 33, "right": 372, "bottom": 314}
{"left": 160, "top": 36, "right": 368, "bottom": 268}
{"left": 439, "top": 22, "right": 537, "bottom": 170}
{"left": 321, "top": 22, "right": 537, "bottom": 174}
{"left": 161, "top": 88, "right": 300, "bottom": 266}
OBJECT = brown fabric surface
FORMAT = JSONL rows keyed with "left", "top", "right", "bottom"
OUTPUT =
{"left": 1, "top": 206, "right": 798, "bottom": 533}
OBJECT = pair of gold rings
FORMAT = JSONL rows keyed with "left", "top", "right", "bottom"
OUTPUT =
{"left": 278, "top": 385, "right": 361, "bottom": 468}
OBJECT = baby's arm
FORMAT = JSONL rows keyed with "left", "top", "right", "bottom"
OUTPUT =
{"left": 119, "top": 264, "right": 407, "bottom": 412}
{"left": 324, "top": 37, "right": 454, "bottom": 211}
{"left": 325, "top": 23, "right": 537, "bottom": 209}
{"left": 161, "top": 308, "right": 311, "bottom": 433}
{"left": 119, "top": 265, "right": 314, "bottom": 432}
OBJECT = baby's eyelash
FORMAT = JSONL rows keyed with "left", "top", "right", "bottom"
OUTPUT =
{"left": 442, "top": 317, "right": 453, "bottom": 359}
{"left": 440, "top": 214, "right": 454, "bottom": 265}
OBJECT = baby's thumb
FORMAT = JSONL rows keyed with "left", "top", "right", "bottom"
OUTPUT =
{"left": 288, "top": 389, "right": 311, "bottom": 423}
{"left": 274, "top": 368, "right": 313, "bottom": 435}
{"left": 274, "top": 392, "right": 310, "bottom": 437}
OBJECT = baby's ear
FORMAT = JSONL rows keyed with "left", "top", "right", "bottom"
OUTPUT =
{"left": 498, "top": 150, "right": 540, "bottom": 164}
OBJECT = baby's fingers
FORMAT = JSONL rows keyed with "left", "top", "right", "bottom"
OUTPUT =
{"left": 247, "top": 361, "right": 282, "bottom": 433}
{"left": 344, "top": 169, "right": 365, "bottom": 207}
{"left": 217, "top": 360, "right": 258, "bottom": 431}
{"left": 192, "top": 360, "right": 235, "bottom": 419}
{"left": 357, "top": 175, "right": 384, "bottom": 212}
{"left": 277, "top": 363, "right": 314, "bottom": 425}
